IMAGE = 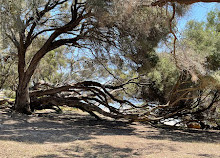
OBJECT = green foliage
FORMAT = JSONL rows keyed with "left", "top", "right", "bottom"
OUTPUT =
{"left": 0, "top": 50, "right": 18, "bottom": 90}
{"left": 85, "top": 0, "right": 170, "bottom": 73}
{"left": 206, "top": 52, "right": 220, "bottom": 71}
{"left": 147, "top": 53, "right": 179, "bottom": 97}
{"left": 176, "top": 9, "right": 220, "bottom": 127}
{"left": 183, "top": 9, "right": 220, "bottom": 71}
{"left": 33, "top": 49, "right": 68, "bottom": 84}
{"left": 0, "top": 0, "right": 171, "bottom": 87}
{"left": 3, "top": 89, "right": 16, "bottom": 99}
{"left": 148, "top": 54, "right": 179, "bottom": 94}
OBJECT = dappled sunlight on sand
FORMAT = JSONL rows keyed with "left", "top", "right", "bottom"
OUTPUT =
{"left": 0, "top": 109, "right": 219, "bottom": 158}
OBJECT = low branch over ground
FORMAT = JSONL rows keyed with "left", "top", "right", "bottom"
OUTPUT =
{"left": 28, "top": 80, "right": 175, "bottom": 122}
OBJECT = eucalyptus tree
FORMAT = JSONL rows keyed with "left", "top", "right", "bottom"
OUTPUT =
{"left": 0, "top": 0, "right": 169, "bottom": 116}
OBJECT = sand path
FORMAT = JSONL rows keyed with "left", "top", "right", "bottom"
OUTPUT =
{"left": 0, "top": 109, "right": 219, "bottom": 158}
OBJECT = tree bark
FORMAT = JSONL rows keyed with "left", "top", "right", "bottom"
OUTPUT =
{"left": 15, "top": 83, "right": 32, "bottom": 114}
{"left": 14, "top": 47, "right": 32, "bottom": 114}
{"left": 11, "top": 1, "right": 89, "bottom": 114}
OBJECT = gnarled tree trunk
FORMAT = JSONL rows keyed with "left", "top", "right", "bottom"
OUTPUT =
{"left": 14, "top": 46, "right": 32, "bottom": 114}
{"left": 15, "top": 81, "right": 32, "bottom": 114}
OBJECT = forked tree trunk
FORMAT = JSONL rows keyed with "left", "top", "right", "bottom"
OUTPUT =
{"left": 15, "top": 83, "right": 32, "bottom": 114}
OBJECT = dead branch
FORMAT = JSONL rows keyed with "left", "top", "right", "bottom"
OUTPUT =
{"left": 28, "top": 80, "right": 172, "bottom": 121}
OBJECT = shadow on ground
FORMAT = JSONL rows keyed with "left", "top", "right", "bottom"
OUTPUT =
{"left": 0, "top": 108, "right": 219, "bottom": 158}
{"left": 34, "top": 143, "right": 133, "bottom": 158}
{"left": 0, "top": 108, "right": 219, "bottom": 144}
{"left": 0, "top": 109, "right": 134, "bottom": 144}
{"left": 138, "top": 124, "right": 220, "bottom": 143}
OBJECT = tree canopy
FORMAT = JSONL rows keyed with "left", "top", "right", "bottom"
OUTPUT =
{"left": 0, "top": 0, "right": 219, "bottom": 129}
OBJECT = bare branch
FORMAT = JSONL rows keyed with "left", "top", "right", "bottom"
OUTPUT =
{"left": 24, "top": 0, "right": 69, "bottom": 47}
{"left": 48, "top": 37, "right": 79, "bottom": 52}
{"left": 5, "top": 32, "right": 19, "bottom": 48}
{"left": 31, "top": 28, "right": 58, "bottom": 41}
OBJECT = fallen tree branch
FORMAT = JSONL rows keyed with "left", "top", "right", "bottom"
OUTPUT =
{"left": 27, "top": 78, "right": 220, "bottom": 125}
{"left": 29, "top": 80, "right": 170, "bottom": 121}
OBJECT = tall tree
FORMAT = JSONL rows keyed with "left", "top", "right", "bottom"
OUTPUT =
{"left": 0, "top": 0, "right": 169, "bottom": 114}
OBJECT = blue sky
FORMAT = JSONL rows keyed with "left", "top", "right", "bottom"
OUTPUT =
{"left": 157, "top": 2, "right": 219, "bottom": 52}
{"left": 177, "top": 2, "right": 220, "bottom": 31}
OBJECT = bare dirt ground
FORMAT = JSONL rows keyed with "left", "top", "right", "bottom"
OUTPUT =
{"left": 0, "top": 108, "right": 219, "bottom": 158}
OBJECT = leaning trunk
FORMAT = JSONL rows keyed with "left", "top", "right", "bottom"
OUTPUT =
{"left": 15, "top": 82, "right": 32, "bottom": 114}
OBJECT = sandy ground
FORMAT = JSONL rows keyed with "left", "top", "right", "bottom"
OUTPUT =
{"left": 0, "top": 108, "right": 219, "bottom": 158}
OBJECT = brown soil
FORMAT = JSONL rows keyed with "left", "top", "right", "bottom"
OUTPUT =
{"left": 0, "top": 108, "right": 219, "bottom": 158}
